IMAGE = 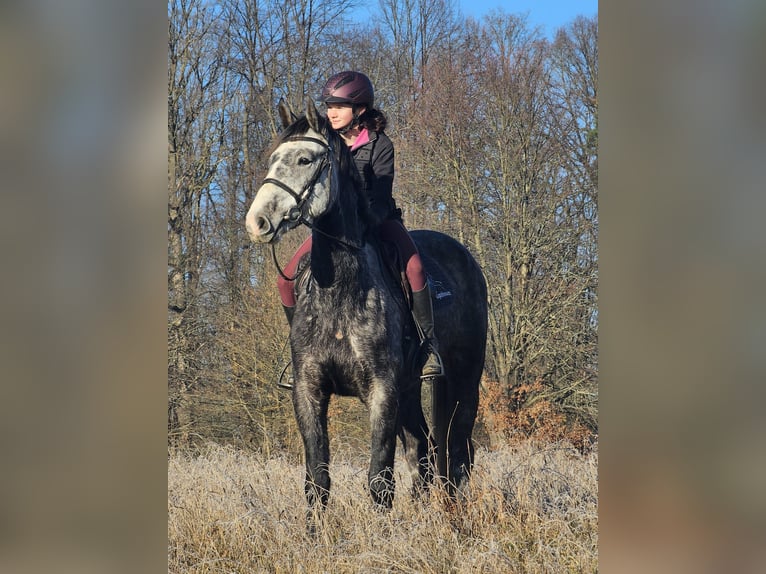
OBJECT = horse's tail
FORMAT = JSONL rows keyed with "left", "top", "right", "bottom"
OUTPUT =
{"left": 431, "top": 379, "right": 450, "bottom": 485}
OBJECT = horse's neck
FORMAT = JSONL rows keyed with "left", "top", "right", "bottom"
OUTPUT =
{"left": 309, "top": 207, "right": 366, "bottom": 291}
{"left": 307, "top": 164, "right": 371, "bottom": 290}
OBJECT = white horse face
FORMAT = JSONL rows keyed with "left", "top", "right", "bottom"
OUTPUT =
{"left": 245, "top": 129, "right": 332, "bottom": 243}
{"left": 246, "top": 99, "right": 335, "bottom": 244}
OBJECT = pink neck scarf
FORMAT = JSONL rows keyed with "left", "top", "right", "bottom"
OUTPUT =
{"left": 349, "top": 128, "right": 370, "bottom": 151}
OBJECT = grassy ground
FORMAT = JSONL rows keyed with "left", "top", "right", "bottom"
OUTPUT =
{"left": 168, "top": 443, "right": 598, "bottom": 574}
{"left": 168, "top": 441, "right": 597, "bottom": 573}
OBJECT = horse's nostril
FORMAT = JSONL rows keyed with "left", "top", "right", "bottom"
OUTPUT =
{"left": 256, "top": 216, "right": 270, "bottom": 234}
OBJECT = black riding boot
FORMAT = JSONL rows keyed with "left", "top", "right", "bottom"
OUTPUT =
{"left": 411, "top": 285, "right": 444, "bottom": 379}
{"left": 279, "top": 305, "right": 295, "bottom": 390}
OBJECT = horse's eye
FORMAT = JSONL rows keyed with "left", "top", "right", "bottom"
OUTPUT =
{"left": 298, "top": 157, "right": 312, "bottom": 166}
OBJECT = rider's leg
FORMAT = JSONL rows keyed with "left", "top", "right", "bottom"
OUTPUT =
{"left": 378, "top": 220, "right": 444, "bottom": 379}
{"left": 276, "top": 235, "right": 312, "bottom": 389}
{"left": 411, "top": 284, "right": 444, "bottom": 378}
{"left": 277, "top": 235, "right": 313, "bottom": 324}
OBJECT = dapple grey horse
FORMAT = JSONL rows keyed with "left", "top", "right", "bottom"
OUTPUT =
{"left": 246, "top": 99, "right": 487, "bottom": 518}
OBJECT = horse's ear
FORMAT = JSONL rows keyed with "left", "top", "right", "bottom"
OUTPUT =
{"left": 306, "top": 97, "right": 321, "bottom": 132}
{"left": 277, "top": 98, "right": 295, "bottom": 129}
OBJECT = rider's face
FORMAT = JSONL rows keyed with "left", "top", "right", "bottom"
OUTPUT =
{"left": 325, "top": 103, "right": 360, "bottom": 131}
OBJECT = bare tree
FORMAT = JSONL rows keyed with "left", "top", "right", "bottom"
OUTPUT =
{"left": 396, "top": 12, "right": 598, "bottom": 437}
{"left": 168, "top": 0, "right": 370, "bottom": 451}
{"left": 167, "top": 1, "right": 598, "bottom": 449}
{"left": 168, "top": 0, "right": 231, "bottom": 443}
{"left": 544, "top": 15, "right": 598, "bottom": 430}
{"left": 377, "top": 0, "right": 459, "bottom": 108}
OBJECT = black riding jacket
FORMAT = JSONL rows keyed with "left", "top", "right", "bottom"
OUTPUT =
{"left": 350, "top": 130, "right": 400, "bottom": 226}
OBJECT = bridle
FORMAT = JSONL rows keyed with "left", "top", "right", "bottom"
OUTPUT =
{"left": 262, "top": 135, "right": 331, "bottom": 233}
{"left": 262, "top": 133, "right": 361, "bottom": 281}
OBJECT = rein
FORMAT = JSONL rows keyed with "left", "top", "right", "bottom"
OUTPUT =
{"left": 265, "top": 133, "right": 363, "bottom": 281}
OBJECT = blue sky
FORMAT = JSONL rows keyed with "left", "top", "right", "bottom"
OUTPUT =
{"left": 349, "top": 0, "right": 597, "bottom": 39}
{"left": 458, "top": 0, "right": 598, "bottom": 37}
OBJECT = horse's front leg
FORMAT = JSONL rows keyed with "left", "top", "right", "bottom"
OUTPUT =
{"left": 367, "top": 379, "right": 398, "bottom": 509}
{"left": 292, "top": 382, "right": 331, "bottom": 517}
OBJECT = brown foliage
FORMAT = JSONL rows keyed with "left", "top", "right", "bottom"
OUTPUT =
{"left": 480, "top": 377, "right": 594, "bottom": 451}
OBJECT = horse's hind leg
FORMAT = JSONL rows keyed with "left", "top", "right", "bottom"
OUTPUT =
{"left": 446, "top": 384, "right": 479, "bottom": 496}
{"left": 397, "top": 385, "right": 430, "bottom": 497}
{"left": 367, "top": 379, "right": 398, "bottom": 509}
{"left": 449, "top": 432, "right": 475, "bottom": 497}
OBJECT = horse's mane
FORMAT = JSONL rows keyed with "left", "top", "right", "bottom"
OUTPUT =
{"left": 271, "top": 113, "right": 374, "bottom": 238}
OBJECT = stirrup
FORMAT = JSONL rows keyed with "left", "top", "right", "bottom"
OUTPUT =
{"left": 277, "top": 362, "right": 294, "bottom": 390}
{"left": 420, "top": 345, "right": 444, "bottom": 381}
{"left": 421, "top": 365, "right": 444, "bottom": 381}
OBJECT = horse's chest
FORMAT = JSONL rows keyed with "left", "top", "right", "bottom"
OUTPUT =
{"left": 304, "top": 317, "right": 381, "bottom": 354}
{"left": 295, "top": 281, "right": 401, "bottom": 370}
{"left": 295, "top": 307, "right": 389, "bottom": 369}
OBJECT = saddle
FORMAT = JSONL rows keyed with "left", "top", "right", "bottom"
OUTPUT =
{"left": 378, "top": 239, "right": 454, "bottom": 310}
{"left": 379, "top": 240, "right": 413, "bottom": 309}
{"left": 291, "top": 237, "right": 454, "bottom": 310}
{"left": 289, "top": 243, "right": 406, "bottom": 303}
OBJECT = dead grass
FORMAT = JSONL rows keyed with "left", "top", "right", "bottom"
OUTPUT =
{"left": 168, "top": 441, "right": 597, "bottom": 573}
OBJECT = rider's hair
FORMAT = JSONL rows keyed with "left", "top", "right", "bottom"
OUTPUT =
{"left": 357, "top": 108, "right": 387, "bottom": 133}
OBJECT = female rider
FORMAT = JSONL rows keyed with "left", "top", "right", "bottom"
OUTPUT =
{"left": 278, "top": 71, "right": 443, "bottom": 381}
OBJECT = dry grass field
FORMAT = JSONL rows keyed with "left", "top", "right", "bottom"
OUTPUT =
{"left": 168, "top": 440, "right": 597, "bottom": 573}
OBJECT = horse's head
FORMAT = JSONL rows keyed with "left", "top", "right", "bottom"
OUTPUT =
{"left": 246, "top": 99, "right": 336, "bottom": 244}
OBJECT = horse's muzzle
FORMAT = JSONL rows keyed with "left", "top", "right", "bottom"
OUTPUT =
{"left": 245, "top": 211, "right": 275, "bottom": 243}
